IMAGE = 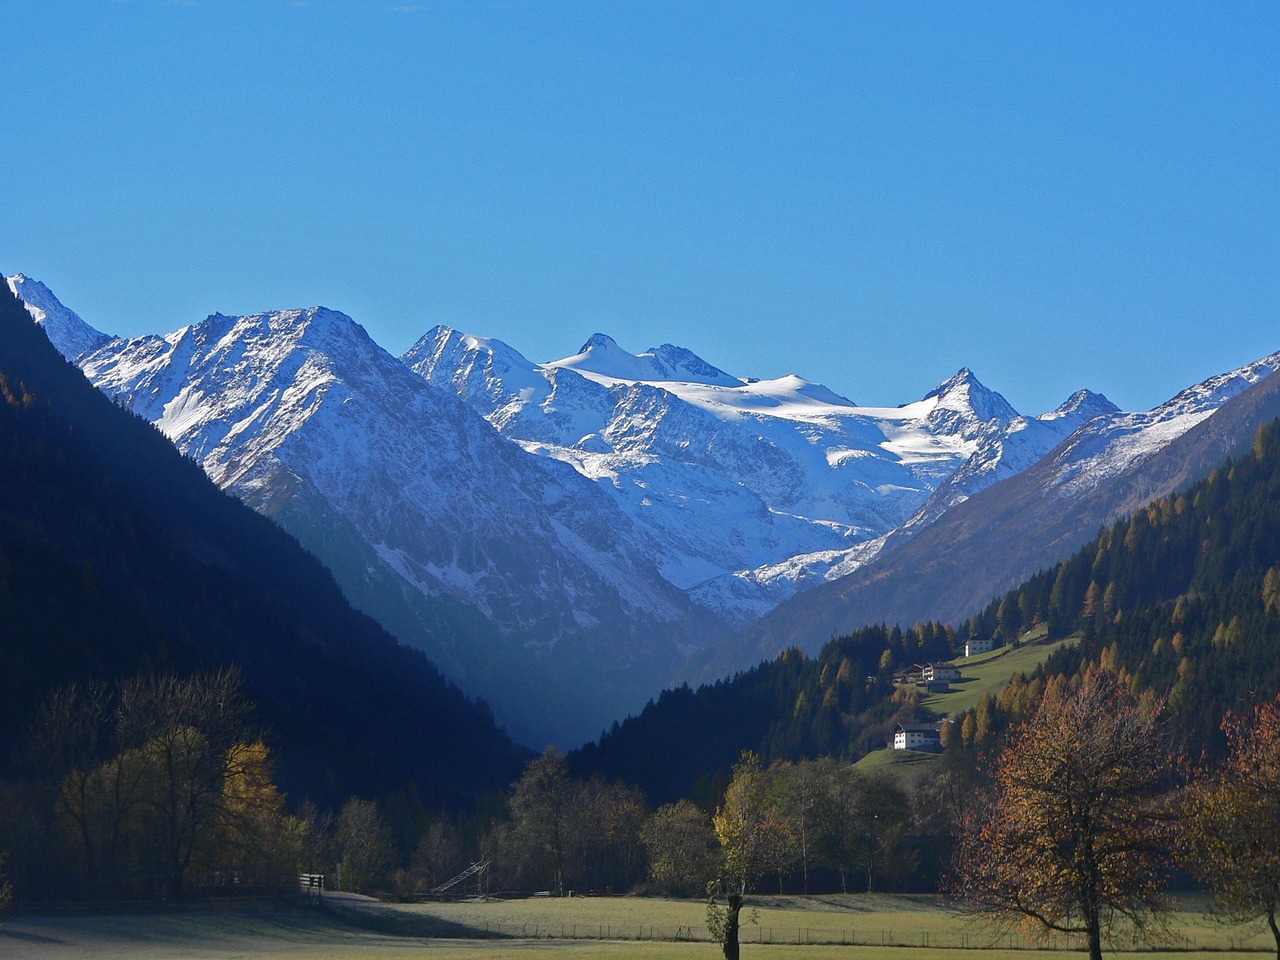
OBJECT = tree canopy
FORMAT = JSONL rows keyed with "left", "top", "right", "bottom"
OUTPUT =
{"left": 1184, "top": 693, "right": 1280, "bottom": 959}
{"left": 952, "top": 669, "right": 1178, "bottom": 960}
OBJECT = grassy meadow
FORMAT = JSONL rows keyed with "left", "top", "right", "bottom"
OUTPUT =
{"left": 856, "top": 629, "right": 1077, "bottom": 783}
{"left": 926, "top": 630, "right": 1075, "bottom": 717}
{"left": 4, "top": 893, "right": 1273, "bottom": 960}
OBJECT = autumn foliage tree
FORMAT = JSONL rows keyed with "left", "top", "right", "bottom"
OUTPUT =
{"left": 641, "top": 799, "right": 717, "bottom": 896}
{"left": 22, "top": 669, "right": 297, "bottom": 900}
{"left": 706, "top": 752, "right": 794, "bottom": 960}
{"left": 951, "top": 669, "right": 1178, "bottom": 960}
{"left": 1184, "top": 694, "right": 1280, "bottom": 959}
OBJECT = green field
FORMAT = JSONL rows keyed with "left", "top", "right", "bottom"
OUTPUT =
{"left": 855, "top": 630, "right": 1078, "bottom": 782}
{"left": 926, "top": 631, "right": 1076, "bottom": 717}
{"left": 854, "top": 743, "right": 943, "bottom": 783}
{"left": 3, "top": 893, "right": 1273, "bottom": 960}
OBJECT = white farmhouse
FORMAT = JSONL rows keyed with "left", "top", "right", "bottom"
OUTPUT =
{"left": 893, "top": 722, "right": 942, "bottom": 750}
{"left": 923, "top": 662, "right": 961, "bottom": 683}
{"left": 965, "top": 637, "right": 995, "bottom": 658}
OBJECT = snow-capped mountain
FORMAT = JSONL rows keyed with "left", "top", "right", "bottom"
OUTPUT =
{"left": 892, "top": 386, "right": 1120, "bottom": 536}
{"left": 16, "top": 271, "right": 1277, "bottom": 739}
{"left": 6, "top": 274, "right": 113, "bottom": 361}
{"left": 406, "top": 328, "right": 1112, "bottom": 621}
{"left": 19, "top": 285, "right": 718, "bottom": 747}
{"left": 1035, "top": 353, "right": 1280, "bottom": 501}
{"left": 688, "top": 348, "right": 1280, "bottom": 681}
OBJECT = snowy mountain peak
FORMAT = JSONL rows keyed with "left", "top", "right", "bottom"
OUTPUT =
{"left": 552, "top": 334, "right": 742, "bottom": 387}
{"left": 6, "top": 273, "right": 113, "bottom": 362}
{"left": 1041, "top": 388, "right": 1118, "bottom": 423}
{"left": 578, "top": 332, "right": 620, "bottom": 353}
{"left": 739, "top": 374, "right": 856, "bottom": 407}
{"left": 401, "top": 324, "right": 546, "bottom": 407}
{"left": 643, "top": 343, "right": 744, "bottom": 387}
{"left": 923, "top": 367, "right": 1018, "bottom": 427}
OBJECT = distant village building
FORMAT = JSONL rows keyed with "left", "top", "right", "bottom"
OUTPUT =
{"left": 893, "top": 662, "right": 961, "bottom": 692}
{"left": 892, "top": 665, "right": 925, "bottom": 687}
{"left": 893, "top": 722, "right": 942, "bottom": 751}
{"left": 965, "top": 637, "right": 995, "bottom": 658}
{"left": 923, "top": 662, "right": 960, "bottom": 683}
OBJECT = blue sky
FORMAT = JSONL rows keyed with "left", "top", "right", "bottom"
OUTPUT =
{"left": 3, "top": 1, "right": 1277, "bottom": 412}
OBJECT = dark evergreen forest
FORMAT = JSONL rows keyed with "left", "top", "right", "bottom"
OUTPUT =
{"left": 0, "top": 278, "right": 527, "bottom": 815}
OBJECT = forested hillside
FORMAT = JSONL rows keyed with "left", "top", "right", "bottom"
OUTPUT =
{"left": 700, "top": 361, "right": 1280, "bottom": 682}
{"left": 577, "top": 419, "right": 1280, "bottom": 804}
{"left": 572, "top": 621, "right": 955, "bottom": 805}
{"left": 0, "top": 277, "right": 527, "bottom": 811}
{"left": 967, "top": 419, "right": 1280, "bottom": 757}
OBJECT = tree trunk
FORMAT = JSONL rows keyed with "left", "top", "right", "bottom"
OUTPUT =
{"left": 1086, "top": 912, "right": 1103, "bottom": 960}
{"left": 721, "top": 893, "right": 742, "bottom": 960}
{"left": 1267, "top": 907, "right": 1279, "bottom": 960}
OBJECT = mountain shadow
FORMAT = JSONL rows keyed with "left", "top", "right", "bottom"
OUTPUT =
{"left": 0, "top": 276, "right": 528, "bottom": 811}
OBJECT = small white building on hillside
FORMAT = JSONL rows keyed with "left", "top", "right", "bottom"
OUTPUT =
{"left": 965, "top": 637, "right": 995, "bottom": 658}
{"left": 893, "top": 722, "right": 942, "bottom": 751}
{"left": 923, "top": 662, "right": 960, "bottom": 683}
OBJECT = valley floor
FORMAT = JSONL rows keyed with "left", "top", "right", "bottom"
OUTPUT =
{"left": 2, "top": 893, "right": 1275, "bottom": 960}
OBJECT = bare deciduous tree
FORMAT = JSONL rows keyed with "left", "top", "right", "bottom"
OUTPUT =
{"left": 335, "top": 798, "right": 395, "bottom": 894}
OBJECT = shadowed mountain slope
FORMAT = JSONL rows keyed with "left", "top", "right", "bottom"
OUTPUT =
{"left": 0, "top": 276, "right": 527, "bottom": 810}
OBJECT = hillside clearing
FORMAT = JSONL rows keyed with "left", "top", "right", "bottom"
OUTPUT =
{"left": 927, "top": 633, "right": 1076, "bottom": 717}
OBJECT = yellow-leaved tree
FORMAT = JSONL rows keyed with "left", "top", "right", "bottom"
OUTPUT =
{"left": 706, "top": 752, "right": 793, "bottom": 960}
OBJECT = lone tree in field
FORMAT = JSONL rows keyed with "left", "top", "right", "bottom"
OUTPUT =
{"left": 951, "top": 668, "right": 1177, "bottom": 960}
{"left": 706, "top": 752, "right": 793, "bottom": 960}
{"left": 335, "top": 798, "right": 395, "bottom": 894}
{"left": 508, "top": 747, "right": 575, "bottom": 896}
{"left": 1184, "top": 693, "right": 1280, "bottom": 959}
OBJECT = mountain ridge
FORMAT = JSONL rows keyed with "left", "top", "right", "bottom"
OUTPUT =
{"left": 14, "top": 271, "right": 1279, "bottom": 744}
{"left": 0, "top": 274, "right": 527, "bottom": 810}
{"left": 689, "top": 351, "right": 1280, "bottom": 681}
{"left": 38, "top": 289, "right": 717, "bottom": 747}
{"left": 405, "top": 325, "right": 1106, "bottom": 623}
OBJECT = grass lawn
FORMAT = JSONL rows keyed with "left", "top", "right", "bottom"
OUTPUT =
{"left": 924, "top": 632, "right": 1078, "bottom": 717}
{"left": 854, "top": 744, "right": 942, "bottom": 783}
{"left": 3, "top": 892, "right": 1274, "bottom": 960}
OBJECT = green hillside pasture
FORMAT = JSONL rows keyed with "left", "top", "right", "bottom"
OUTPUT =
{"left": 854, "top": 743, "right": 942, "bottom": 784}
{"left": 952, "top": 624, "right": 1049, "bottom": 670}
{"left": 928, "top": 634, "right": 1077, "bottom": 717}
{"left": 853, "top": 633, "right": 1078, "bottom": 785}
{"left": 2, "top": 893, "right": 1273, "bottom": 960}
